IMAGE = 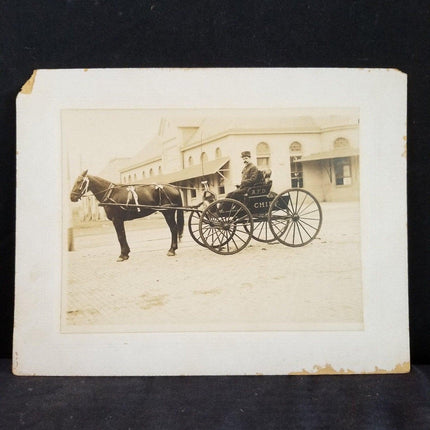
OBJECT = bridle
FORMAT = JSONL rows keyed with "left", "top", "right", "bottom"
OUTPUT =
{"left": 71, "top": 176, "right": 90, "bottom": 200}
{"left": 71, "top": 176, "right": 116, "bottom": 201}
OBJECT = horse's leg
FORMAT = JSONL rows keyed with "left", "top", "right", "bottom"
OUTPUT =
{"left": 162, "top": 210, "right": 178, "bottom": 256}
{"left": 112, "top": 217, "right": 130, "bottom": 262}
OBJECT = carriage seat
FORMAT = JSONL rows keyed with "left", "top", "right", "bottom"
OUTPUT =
{"left": 246, "top": 169, "right": 273, "bottom": 197}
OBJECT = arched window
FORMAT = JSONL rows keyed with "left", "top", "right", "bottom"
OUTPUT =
{"left": 215, "top": 147, "right": 222, "bottom": 158}
{"left": 200, "top": 152, "right": 208, "bottom": 163}
{"left": 149, "top": 168, "right": 154, "bottom": 177}
{"left": 290, "top": 141, "right": 302, "bottom": 152}
{"left": 256, "top": 142, "right": 270, "bottom": 168}
{"left": 334, "top": 137, "right": 350, "bottom": 149}
{"left": 134, "top": 174, "right": 137, "bottom": 181}
{"left": 158, "top": 166, "right": 162, "bottom": 175}
{"left": 289, "top": 142, "right": 303, "bottom": 188}
{"left": 128, "top": 174, "right": 131, "bottom": 183}
{"left": 142, "top": 170, "right": 146, "bottom": 178}
{"left": 188, "top": 156, "right": 194, "bottom": 166}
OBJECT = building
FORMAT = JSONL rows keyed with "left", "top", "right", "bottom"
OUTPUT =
{"left": 118, "top": 113, "right": 359, "bottom": 204}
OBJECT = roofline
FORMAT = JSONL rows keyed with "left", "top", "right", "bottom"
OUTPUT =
{"left": 181, "top": 124, "right": 359, "bottom": 151}
{"left": 120, "top": 156, "right": 162, "bottom": 173}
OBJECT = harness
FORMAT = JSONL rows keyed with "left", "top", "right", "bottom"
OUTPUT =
{"left": 80, "top": 176, "right": 89, "bottom": 195}
{"left": 126, "top": 186, "right": 141, "bottom": 212}
{"left": 75, "top": 175, "right": 181, "bottom": 212}
{"left": 107, "top": 183, "right": 175, "bottom": 212}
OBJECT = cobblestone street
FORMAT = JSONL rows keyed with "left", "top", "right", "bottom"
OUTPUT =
{"left": 63, "top": 202, "right": 363, "bottom": 333}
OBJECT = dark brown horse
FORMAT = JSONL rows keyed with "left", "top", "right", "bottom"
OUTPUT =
{"left": 70, "top": 170, "right": 184, "bottom": 261}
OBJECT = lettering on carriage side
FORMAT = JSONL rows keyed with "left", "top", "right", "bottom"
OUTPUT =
{"left": 253, "top": 201, "right": 270, "bottom": 209}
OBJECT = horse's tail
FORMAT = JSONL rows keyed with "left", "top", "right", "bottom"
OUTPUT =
{"left": 177, "top": 190, "right": 184, "bottom": 240}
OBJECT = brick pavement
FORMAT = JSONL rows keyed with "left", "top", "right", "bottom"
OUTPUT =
{"left": 63, "top": 202, "right": 363, "bottom": 333}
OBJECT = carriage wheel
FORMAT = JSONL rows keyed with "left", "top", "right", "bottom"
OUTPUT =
{"left": 199, "top": 198, "right": 253, "bottom": 255}
{"left": 244, "top": 216, "right": 277, "bottom": 243}
{"left": 187, "top": 210, "right": 206, "bottom": 247}
{"left": 268, "top": 189, "right": 322, "bottom": 247}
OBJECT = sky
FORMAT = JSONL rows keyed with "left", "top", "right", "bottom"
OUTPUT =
{"left": 62, "top": 109, "right": 162, "bottom": 177}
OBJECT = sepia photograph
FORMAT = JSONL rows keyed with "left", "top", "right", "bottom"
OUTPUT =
{"left": 14, "top": 68, "right": 408, "bottom": 375}
{"left": 63, "top": 108, "right": 362, "bottom": 333}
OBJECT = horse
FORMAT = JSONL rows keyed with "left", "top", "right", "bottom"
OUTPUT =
{"left": 70, "top": 170, "right": 184, "bottom": 261}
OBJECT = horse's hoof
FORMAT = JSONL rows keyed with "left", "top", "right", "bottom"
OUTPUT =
{"left": 116, "top": 255, "right": 129, "bottom": 262}
{"left": 167, "top": 250, "right": 175, "bottom": 256}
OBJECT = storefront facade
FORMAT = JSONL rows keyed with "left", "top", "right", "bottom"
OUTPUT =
{"left": 118, "top": 115, "right": 360, "bottom": 204}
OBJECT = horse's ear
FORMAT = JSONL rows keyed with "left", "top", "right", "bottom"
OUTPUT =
{"left": 81, "top": 169, "right": 88, "bottom": 177}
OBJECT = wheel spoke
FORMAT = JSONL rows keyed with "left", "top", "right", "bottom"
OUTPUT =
{"left": 269, "top": 189, "right": 322, "bottom": 247}
{"left": 296, "top": 192, "right": 308, "bottom": 213}
{"left": 287, "top": 194, "right": 296, "bottom": 213}
{"left": 298, "top": 204, "right": 315, "bottom": 218}
{"left": 234, "top": 214, "right": 251, "bottom": 223}
{"left": 275, "top": 219, "right": 293, "bottom": 239}
{"left": 296, "top": 220, "right": 304, "bottom": 244}
{"left": 297, "top": 219, "right": 314, "bottom": 239}
{"left": 256, "top": 221, "right": 264, "bottom": 238}
{"left": 292, "top": 221, "right": 296, "bottom": 244}
{"left": 297, "top": 218, "right": 319, "bottom": 231}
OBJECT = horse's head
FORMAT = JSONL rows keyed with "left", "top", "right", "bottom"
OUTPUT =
{"left": 70, "top": 169, "right": 89, "bottom": 202}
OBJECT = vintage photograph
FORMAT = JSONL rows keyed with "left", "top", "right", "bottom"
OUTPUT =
{"left": 14, "top": 68, "right": 408, "bottom": 375}
{"left": 63, "top": 108, "right": 362, "bottom": 333}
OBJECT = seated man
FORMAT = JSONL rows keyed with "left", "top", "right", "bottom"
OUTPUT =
{"left": 226, "top": 151, "right": 260, "bottom": 203}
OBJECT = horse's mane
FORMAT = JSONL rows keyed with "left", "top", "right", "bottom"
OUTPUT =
{"left": 88, "top": 174, "right": 112, "bottom": 185}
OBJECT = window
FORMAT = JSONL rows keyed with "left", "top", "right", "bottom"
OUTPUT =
{"left": 190, "top": 189, "right": 197, "bottom": 199}
{"left": 134, "top": 174, "right": 137, "bottom": 181}
{"left": 215, "top": 147, "right": 222, "bottom": 158}
{"left": 158, "top": 166, "right": 162, "bottom": 175}
{"left": 289, "top": 142, "right": 303, "bottom": 188}
{"left": 128, "top": 174, "right": 131, "bottom": 183}
{"left": 149, "top": 168, "right": 154, "bottom": 177}
{"left": 334, "top": 157, "right": 352, "bottom": 186}
{"left": 217, "top": 176, "right": 225, "bottom": 195}
{"left": 256, "top": 142, "right": 270, "bottom": 168}
{"left": 290, "top": 141, "right": 302, "bottom": 152}
{"left": 188, "top": 156, "right": 194, "bottom": 166}
{"left": 334, "top": 137, "right": 350, "bottom": 149}
{"left": 290, "top": 156, "right": 303, "bottom": 188}
{"left": 142, "top": 170, "right": 146, "bottom": 178}
{"left": 200, "top": 152, "right": 208, "bottom": 163}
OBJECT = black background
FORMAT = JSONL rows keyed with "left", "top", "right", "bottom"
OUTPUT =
{"left": 0, "top": 1, "right": 429, "bottom": 427}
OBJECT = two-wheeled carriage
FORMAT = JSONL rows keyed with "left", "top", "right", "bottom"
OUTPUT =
{"left": 188, "top": 180, "right": 323, "bottom": 255}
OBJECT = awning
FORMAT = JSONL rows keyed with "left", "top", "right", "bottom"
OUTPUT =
{"left": 137, "top": 156, "right": 230, "bottom": 184}
{"left": 297, "top": 147, "right": 359, "bottom": 162}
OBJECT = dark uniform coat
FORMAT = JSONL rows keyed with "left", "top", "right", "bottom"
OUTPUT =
{"left": 225, "top": 162, "right": 260, "bottom": 202}
{"left": 239, "top": 162, "right": 259, "bottom": 189}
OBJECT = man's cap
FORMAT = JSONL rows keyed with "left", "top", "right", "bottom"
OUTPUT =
{"left": 241, "top": 151, "right": 251, "bottom": 158}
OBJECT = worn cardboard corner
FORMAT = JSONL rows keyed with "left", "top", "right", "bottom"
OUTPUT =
{"left": 20, "top": 70, "right": 37, "bottom": 95}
